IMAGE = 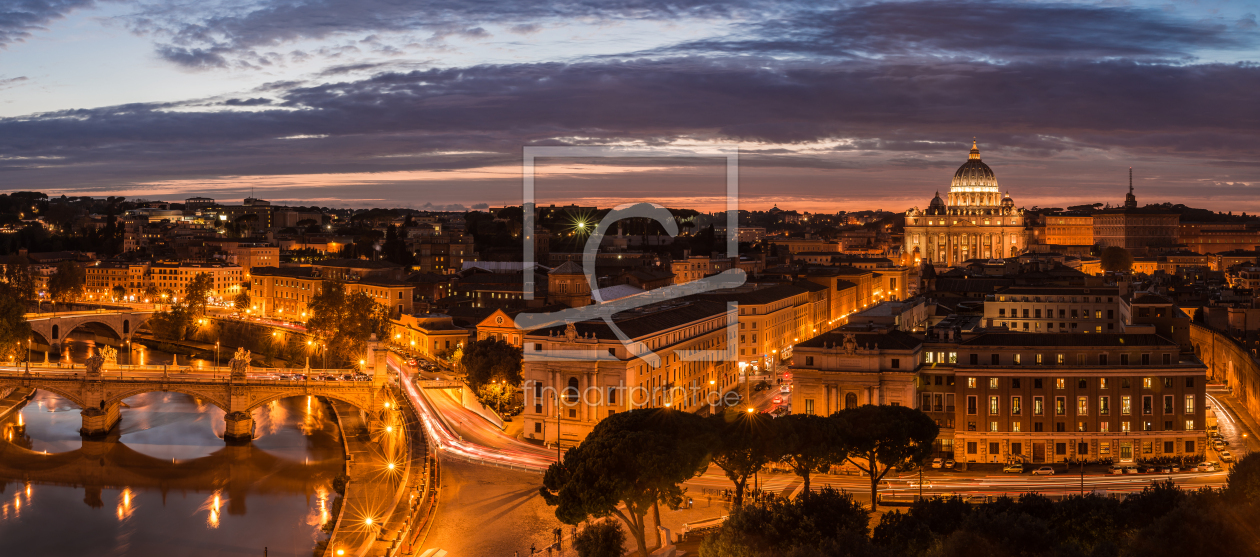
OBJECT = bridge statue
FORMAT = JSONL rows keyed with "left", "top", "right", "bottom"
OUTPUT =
{"left": 84, "top": 351, "right": 105, "bottom": 379}
{"left": 99, "top": 345, "right": 118, "bottom": 368}
{"left": 229, "top": 347, "right": 251, "bottom": 380}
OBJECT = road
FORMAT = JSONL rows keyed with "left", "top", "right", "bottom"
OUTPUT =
{"left": 391, "top": 354, "right": 554, "bottom": 472}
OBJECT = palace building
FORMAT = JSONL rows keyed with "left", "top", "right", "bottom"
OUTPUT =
{"left": 904, "top": 141, "right": 1028, "bottom": 267}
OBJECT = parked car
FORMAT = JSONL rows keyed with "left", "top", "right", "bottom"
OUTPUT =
{"left": 1110, "top": 465, "right": 1125, "bottom": 475}
{"left": 1221, "top": 450, "right": 1235, "bottom": 463}
{"left": 1004, "top": 463, "right": 1025, "bottom": 474}
{"left": 1032, "top": 466, "right": 1055, "bottom": 476}
{"left": 1124, "top": 466, "right": 1139, "bottom": 474}
{"left": 944, "top": 458, "right": 956, "bottom": 468}
{"left": 931, "top": 458, "right": 943, "bottom": 469}
{"left": 1197, "top": 462, "right": 1218, "bottom": 472}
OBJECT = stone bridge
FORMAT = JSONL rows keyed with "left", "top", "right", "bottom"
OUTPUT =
{"left": 1191, "top": 322, "right": 1260, "bottom": 421}
{"left": 24, "top": 310, "right": 156, "bottom": 354}
{"left": 0, "top": 435, "right": 343, "bottom": 514}
{"left": 0, "top": 339, "right": 394, "bottom": 443}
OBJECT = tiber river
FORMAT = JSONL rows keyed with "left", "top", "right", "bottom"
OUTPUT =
{"left": 0, "top": 345, "right": 346, "bottom": 557}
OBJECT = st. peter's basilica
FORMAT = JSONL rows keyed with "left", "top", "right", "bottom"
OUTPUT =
{"left": 904, "top": 141, "right": 1027, "bottom": 267}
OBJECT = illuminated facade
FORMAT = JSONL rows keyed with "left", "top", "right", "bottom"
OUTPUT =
{"left": 904, "top": 142, "right": 1028, "bottom": 267}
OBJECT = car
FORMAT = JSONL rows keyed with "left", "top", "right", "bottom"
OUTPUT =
{"left": 1221, "top": 451, "right": 1235, "bottom": 463}
{"left": 780, "top": 385, "right": 791, "bottom": 394}
{"left": 1004, "top": 463, "right": 1025, "bottom": 473}
{"left": 1032, "top": 466, "right": 1055, "bottom": 476}
{"left": 772, "top": 396, "right": 783, "bottom": 404}
{"left": 407, "top": 359, "right": 417, "bottom": 366}
{"left": 943, "top": 459, "right": 956, "bottom": 468}
{"left": 1110, "top": 465, "right": 1125, "bottom": 475}
{"left": 1197, "top": 462, "right": 1218, "bottom": 472}
{"left": 931, "top": 458, "right": 943, "bottom": 469}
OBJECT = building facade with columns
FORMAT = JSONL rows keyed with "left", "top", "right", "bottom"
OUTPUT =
{"left": 789, "top": 329, "right": 922, "bottom": 417}
{"left": 903, "top": 142, "right": 1028, "bottom": 267}
{"left": 520, "top": 299, "right": 737, "bottom": 447}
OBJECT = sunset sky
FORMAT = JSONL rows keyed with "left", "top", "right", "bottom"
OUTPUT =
{"left": 2, "top": 0, "right": 1258, "bottom": 212}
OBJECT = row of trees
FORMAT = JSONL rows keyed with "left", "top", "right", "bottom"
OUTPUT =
{"left": 701, "top": 460, "right": 1260, "bottom": 557}
{"left": 540, "top": 405, "right": 939, "bottom": 557}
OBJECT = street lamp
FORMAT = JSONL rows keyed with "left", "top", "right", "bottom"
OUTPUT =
{"left": 215, "top": 341, "right": 220, "bottom": 374}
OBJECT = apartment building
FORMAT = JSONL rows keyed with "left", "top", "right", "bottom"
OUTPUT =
{"left": 789, "top": 329, "right": 922, "bottom": 417}
{"left": 670, "top": 255, "right": 733, "bottom": 284}
{"left": 521, "top": 299, "right": 736, "bottom": 446}
{"left": 690, "top": 283, "right": 828, "bottom": 381}
{"left": 1042, "top": 211, "right": 1094, "bottom": 246}
{"left": 251, "top": 265, "right": 415, "bottom": 319}
{"left": 84, "top": 261, "right": 244, "bottom": 301}
{"left": 803, "top": 267, "right": 877, "bottom": 323}
{"left": 983, "top": 286, "right": 1120, "bottom": 334}
{"left": 949, "top": 333, "right": 1206, "bottom": 464}
{"left": 389, "top": 313, "right": 469, "bottom": 358}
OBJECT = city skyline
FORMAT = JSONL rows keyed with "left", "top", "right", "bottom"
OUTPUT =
{"left": 2, "top": 1, "right": 1259, "bottom": 211}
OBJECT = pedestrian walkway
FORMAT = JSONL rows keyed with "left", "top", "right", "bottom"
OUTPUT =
{"left": 0, "top": 386, "right": 34, "bottom": 421}
{"left": 326, "top": 399, "right": 414, "bottom": 557}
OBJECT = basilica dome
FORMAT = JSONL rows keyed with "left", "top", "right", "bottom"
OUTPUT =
{"left": 950, "top": 140, "right": 999, "bottom": 193}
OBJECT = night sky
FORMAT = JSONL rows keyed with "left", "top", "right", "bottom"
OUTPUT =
{"left": 1, "top": 0, "right": 1258, "bottom": 212}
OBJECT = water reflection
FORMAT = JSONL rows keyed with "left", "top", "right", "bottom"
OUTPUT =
{"left": 0, "top": 390, "right": 345, "bottom": 556}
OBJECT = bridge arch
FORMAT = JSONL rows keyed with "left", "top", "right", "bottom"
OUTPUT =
{"left": 244, "top": 391, "right": 375, "bottom": 415}
{"left": 24, "top": 384, "right": 89, "bottom": 409}
{"left": 104, "top": 387, "right": 230, "bottom": 413}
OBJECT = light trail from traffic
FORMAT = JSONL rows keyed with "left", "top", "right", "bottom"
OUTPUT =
{"left": 391, "top": 355, "right": 554, "bottom": 472}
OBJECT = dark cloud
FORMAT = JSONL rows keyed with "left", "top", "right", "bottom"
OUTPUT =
{"left": 134, "top": 0, "right": 759, "bottom": 68}
{"left": 1, "top": 56, "right": 1257, "bottom": 180}
{"left": 155, "top": 44, "right": 229, "bottom": 69}
{"left": 0, "top": 0, "right": 95, "bottom": 47}
{"left": 222, "top": 97, "right": 272, "bottom": 106}
{"left": 5, "top": 1, "right": 1260, "bottom": 209}
{"left": 658, "top": 1, "right": 1257, "bottom": 61}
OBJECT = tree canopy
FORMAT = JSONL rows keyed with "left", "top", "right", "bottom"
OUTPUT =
{"left": 541, "top": 409, "right": 710, "bottom": 557}
{"left": 1100, "top": 246, "right": 1134, "bottom": 273}
{"left": 184, "top": 272, "right": 214, "bottom": 316}
{"left": 776, "top": 413, "right": 848, "bottom": 496}
{"left": 707, "top": 410, "right": 783, "bottom": 508}
{"left": 461, "top": 337, "right": 523, "bottom": 392}
{"left": 0, "top": 282, "right": 32, "bottom": 362}
{"left": 834, "top": 404, "right": 939, "bottom": 512}
{"left": 46, "top": 260, "right": 85, "bottom": 303}
{"left": 305, "top": 281, "right": 388, "bottom": 366}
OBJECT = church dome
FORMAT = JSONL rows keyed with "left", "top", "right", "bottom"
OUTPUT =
{"left": 927, "top": 191, "right": 947, "bottom": 215}
{"left": 950, "top": 140, "right": 999, "bottom": 193}
{"left": 1001, "top": 192, "right": 1015, "bottom": 207}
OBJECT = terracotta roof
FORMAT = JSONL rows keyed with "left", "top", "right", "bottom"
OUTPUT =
{"left": 797, "top": 329, "right": 922, "bottom": 351}
{"left": 524, "top": 299, "right": 729, "bottom": 339}
{"left": 960, "top": 333, "right": 1177, "bottom": 348}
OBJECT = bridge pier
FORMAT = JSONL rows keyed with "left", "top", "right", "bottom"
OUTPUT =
{"left": 223, "top": 411, "right": 255, "bottom": 444}
{"left": 80, "top": 404, "right": 120, "bottom": 438}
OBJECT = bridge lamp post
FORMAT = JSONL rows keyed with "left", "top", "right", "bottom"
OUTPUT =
{"left": 215, "top": 341, "right": 220, "bottom": 375}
